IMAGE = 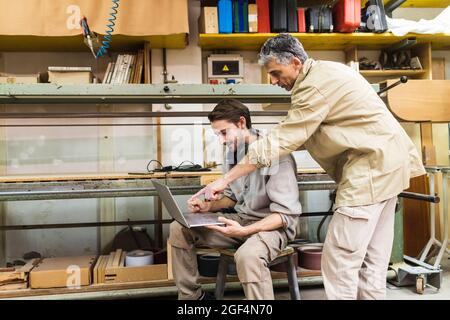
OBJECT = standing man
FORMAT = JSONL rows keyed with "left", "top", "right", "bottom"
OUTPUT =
{"left": 192, "top": 34, "right": 425, "bottom": 299}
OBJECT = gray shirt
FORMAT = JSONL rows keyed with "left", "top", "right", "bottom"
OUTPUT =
{"left": 222, "top": 133, "right": 302, "bottom": 240}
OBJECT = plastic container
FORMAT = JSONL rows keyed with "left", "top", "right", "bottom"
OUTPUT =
{"left": 297, "top": 244, "right": 323, "bottom": 270}
{"left": 197, "top": 254, "right": 220, "bottom": 277}
{"left": 333, "top": 0, "right": 361, "bottom": 33}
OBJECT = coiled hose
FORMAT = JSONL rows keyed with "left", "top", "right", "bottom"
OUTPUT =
{"left": 96, "top": 0, "right": 120, "bottom": 58}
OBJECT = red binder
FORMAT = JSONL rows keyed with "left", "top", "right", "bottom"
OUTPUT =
{"left": 297, "top": 8, "right": 306, "bottom": 33}
{"left": 256, "top": 0, "right": 270, "bottom": 33}
{"left": 333, "top": 0, "right": 361, "bottom": 33}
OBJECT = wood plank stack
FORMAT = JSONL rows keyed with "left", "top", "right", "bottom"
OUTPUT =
{"left": 0, "top": 259, "right": 39, "bottom": 290}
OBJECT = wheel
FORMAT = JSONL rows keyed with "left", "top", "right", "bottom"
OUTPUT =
{"left": 416, "top": 275, "right": 425, "bottom": 294}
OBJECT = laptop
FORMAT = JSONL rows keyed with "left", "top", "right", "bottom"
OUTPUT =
{"left": 151, "top": 180, "right": 225, "bottom": 228}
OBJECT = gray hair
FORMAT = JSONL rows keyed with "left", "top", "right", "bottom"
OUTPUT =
{"left": 258, "top": 33, "right": 308, "bottom": 66}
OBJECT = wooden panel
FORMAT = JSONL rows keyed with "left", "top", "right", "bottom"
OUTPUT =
{"left": 0, "top": 105, "right": 5, "bottom": 266}
{"left": 385, "top": 80, "right": 450, "bottom": 122}
{"left": 167, "top": 241, "right": 173, "bottom": 280}
{"left": 403, "top": 175, "right": 431, "bottom": 257}
{"left": 344, "top": 46, "right": 357, "bottom": 64}
{"left": 432, "top": 58, "right": 446, "bottom": 80}
{"left": 0, "top": 34, "right": 188, "bottom": 51}
{"left": 421, "top": 123, "right": 436, "bottom": 165}
{"left": 431, "top": 58, "right": 447, "bottom": 241}
{"left": 359, "top": 70, "right": 426, "bottom": 77}
{"left": 0, "top": 168, "right": 326, "bottom": 183}
{"left": 411, "top": 43, "right": 432, "bottom": 80}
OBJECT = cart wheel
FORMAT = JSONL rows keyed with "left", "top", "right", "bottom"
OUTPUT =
{"left": 416, "top": 275, "right": 425, "bottom": 294}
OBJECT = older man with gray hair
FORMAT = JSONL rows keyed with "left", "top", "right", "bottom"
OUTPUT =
{"left": 192, "top": 33, "right": 425, "bottom": 300}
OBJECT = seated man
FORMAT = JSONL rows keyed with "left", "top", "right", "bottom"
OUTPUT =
{"left": 168, "top": 99, "right": 302, "bottom": 300}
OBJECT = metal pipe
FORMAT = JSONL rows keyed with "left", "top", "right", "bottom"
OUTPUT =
{"left": 0, "top": 212, "right": 332, "bottom": 231}
{"left": 0, "top": 219, "right": 173, "bottom": 231}
{"left": 0, "top": 111, "right": 288, "bottom": 119}
{"left": 377, "top": 76, "right": 408, "bottom": 95}
{"left": 398, "top": 191, "right": 440, "bottom": 203}
{"left": 0, "top": 122, "right": 280, "bottom": 128}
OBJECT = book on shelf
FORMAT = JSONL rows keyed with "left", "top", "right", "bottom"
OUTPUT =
{"left": 102, "top": 48, "right": 147, "bottom": 84}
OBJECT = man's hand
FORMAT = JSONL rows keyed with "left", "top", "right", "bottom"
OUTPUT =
{"left": 190, "top": 178, "right": 229, "bottom": 201}
{"left": 187, "top": 198, "right": 211, "bottom": 213}
{"left": 206, "top": 217, "right": 249, "bottom": 238}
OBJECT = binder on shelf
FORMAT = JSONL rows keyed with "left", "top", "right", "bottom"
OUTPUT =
{"left": 286, "top": 0, "right": 298, "bottom": 32}
{"left": 248, "top": 3, "right": 258, "bottom": 33}
{"left": 269, "top": 0, "right": 287, "bottom": 32}
{"left": 297, "top": 8, "right": 306, "bottom": 33}
{"left": 233, "top": 0, "right": 249, "bottom": 33}
{"left": 256, "top": 0, "right": 270, "bottom": 33}
{"left": 218, "top": 0, "right": 233, "bottom": 33}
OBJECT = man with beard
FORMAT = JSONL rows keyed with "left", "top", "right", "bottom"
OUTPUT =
{"left": 168, "top": 99, "right": 302, "bottom": 300}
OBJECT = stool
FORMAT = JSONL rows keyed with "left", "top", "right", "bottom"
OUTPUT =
{"left": 214, "top": 246, "right": 300, "bottom": 300}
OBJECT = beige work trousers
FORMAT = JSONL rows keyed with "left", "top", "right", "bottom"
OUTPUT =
{"left": 168, "top": 214, "right": 288, "bottom": 300}
{"left": 322, "top": 196, "right": 397, "bottom": 300}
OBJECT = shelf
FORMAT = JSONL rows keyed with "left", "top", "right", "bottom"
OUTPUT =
{"left": 0, "top": 84, "right": 291, "bottom": 104}
{"left": 0, "top": 83, "right": 381, "bottom": 105}
{"left": 377, "top": 0, "right": 450, "bottom": 7}
{"left": 359, "top": 69, "right": 427, "bottom": 77}
{"left": 0, "top": 34, "right": 188, "bottom": 51}
{"left": 198, "top": 33, "right": 450, "bottom": 51}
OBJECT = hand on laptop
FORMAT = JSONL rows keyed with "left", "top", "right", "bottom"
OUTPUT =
{"left": 187, "top": 198, "right": 211, "bottom": 213}
{"left": 205, "top": 217, "right": 248, "bottom": 238}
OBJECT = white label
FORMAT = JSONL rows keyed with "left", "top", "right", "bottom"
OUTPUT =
{"left": 66, "top": 265, "right": 81, "bottom": 289}
{"left": 66, "top": 5, "right": 81, "bottom": 30}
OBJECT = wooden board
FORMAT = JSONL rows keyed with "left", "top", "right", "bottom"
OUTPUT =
{"left": 385, "top": 80, "right": 450, "bottom": 122}
{"left": 0, "top": 282, "right": 28, "bottom": 291}
{"left": 0, "top": 258, "right": 38, "bottom": 284}
{"left": 403, "top": 175, "right": 431, "bottom": 257}
{"left": 0, "top": 168, "right": 325, "bottom": 183}
{"left": 0, "top": 171, "right": 224, "bottom": 183}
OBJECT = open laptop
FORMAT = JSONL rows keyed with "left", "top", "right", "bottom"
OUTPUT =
{"left": 151, "top": 180, "right": 225, "bottom": 228}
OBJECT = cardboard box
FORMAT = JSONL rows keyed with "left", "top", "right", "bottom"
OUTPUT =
{"left": 48, "top": 71, "right": 93, "bottom": 84}
{"left": 94, "top": 249, "right": 168, "bottom": 284}
{"left": 0, "top": 74, "right": 39, "bottom": 84}
{"left": 30, "top": 255, "right": 96, "bottom": 289}
{"left": 198, "top": 7, "right": 218, "bottom": 34}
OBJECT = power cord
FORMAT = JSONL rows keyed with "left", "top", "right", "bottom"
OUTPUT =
{"left": 146, "top": 159, "right": 211, "bottom": 173}
{"left": 146, "top": 159, "right": 164, "bottom": 173}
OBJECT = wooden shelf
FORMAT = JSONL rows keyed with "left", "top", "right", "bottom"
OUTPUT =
{"left": 377, "top": 0, "right": 450, "bottom": 7}
{"left": 0, "top": 34, "right": 188, "bottom": 51}
{"left": 359, "top": 69, "right": 427, "bottom": 77}
{"left": 198, "top": 33, "right": 450, "bottom": 51}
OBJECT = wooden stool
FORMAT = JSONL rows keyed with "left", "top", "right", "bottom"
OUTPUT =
{"left": 214, "top": 246, "right": 301, "bottom": 300}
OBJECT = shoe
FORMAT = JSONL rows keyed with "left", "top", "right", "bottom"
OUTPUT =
{"left": 198, "top": 291, "right": 216, "bottom": 300}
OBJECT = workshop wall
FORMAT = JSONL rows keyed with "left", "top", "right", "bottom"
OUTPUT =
{"left": 0, "top": 1, "right": 448, "bottom": 263}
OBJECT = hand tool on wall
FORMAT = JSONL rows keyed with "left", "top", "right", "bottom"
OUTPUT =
{"left": 80, "top": 17, "right": 100, "bottom": 58}
{"left": 80, "top": 0, "right": 120, "bottom": 59}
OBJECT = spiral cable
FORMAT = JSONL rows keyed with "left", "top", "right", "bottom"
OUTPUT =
{"left": 96, "top": 0, "right": 120, "bottom": 58}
